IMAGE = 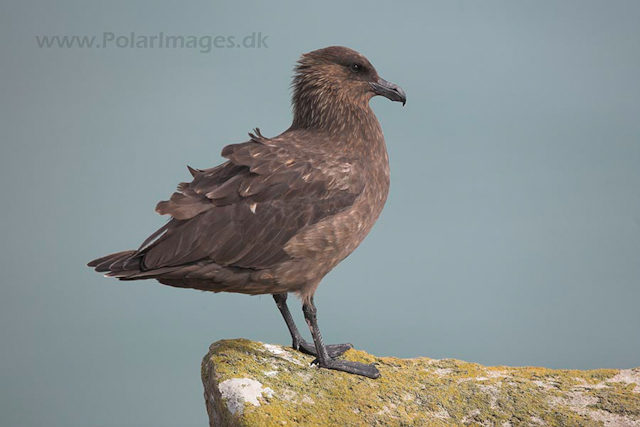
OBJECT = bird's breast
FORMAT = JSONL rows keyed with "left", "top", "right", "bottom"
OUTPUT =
{"left": 283, "top": 150, "right": 389, "bottom": 265}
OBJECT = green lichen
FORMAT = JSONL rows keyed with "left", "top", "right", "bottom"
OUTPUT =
{"left": 202, "top": 339, "right": 640, "bottom": 427}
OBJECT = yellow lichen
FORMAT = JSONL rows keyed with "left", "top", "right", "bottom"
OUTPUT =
{"left": 202, "top": 339, "right": 640, "bottom": 427}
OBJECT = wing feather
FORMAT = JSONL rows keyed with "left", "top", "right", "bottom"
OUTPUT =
{"left": 136, "top": 132, "right": 363, "bottom": 274}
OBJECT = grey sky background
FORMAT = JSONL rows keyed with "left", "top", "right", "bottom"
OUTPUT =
{"left": 1, "top": 1, "right": 639, "bottom": 426}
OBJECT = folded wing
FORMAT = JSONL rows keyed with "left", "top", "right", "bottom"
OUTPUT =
{"left": 133, "top": 130, "right": 363, "bottom": 273}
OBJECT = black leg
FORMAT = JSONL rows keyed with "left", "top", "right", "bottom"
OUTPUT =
{"left": 302, "top": 297, "right": 380, "bottom": 379}
{"left": 273, "top": 293, "right": 353, "bottom": 358}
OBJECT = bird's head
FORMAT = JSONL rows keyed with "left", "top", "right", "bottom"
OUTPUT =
{"left": 291, "top": 46, "right": 405, "bottom": 131}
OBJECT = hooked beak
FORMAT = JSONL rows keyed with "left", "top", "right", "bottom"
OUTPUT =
{"left": 370, "top": 78, "right": 406, "bottom": 106}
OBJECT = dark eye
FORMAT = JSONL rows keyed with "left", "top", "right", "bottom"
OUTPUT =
{"left": 349, "top": 63, "right": 363, "bottom": 73}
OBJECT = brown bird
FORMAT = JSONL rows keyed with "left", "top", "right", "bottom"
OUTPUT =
{"left": 88, "top": 46, "right": 406, "bottom": 378}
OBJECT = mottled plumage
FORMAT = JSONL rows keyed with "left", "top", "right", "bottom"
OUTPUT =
{"left": 88, "top": 46, "right": 406, "bottom": 378}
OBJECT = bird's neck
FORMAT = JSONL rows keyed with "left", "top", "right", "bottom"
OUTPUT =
{"left": 291, "top": 98, "right": 381, "bottom": 141}
{"left": 288, "top": 98, "right": 389, "bottom": 187}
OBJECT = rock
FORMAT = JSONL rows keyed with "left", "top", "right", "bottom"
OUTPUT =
{"left": 202, "top": 339, "right": 640, "bottom": 426}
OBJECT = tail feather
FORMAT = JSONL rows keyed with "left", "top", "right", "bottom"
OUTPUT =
{"left": 87, "top": 251, "right": 132, "bottom": 268}
{"left": 87, "top": 251, "right": 135, "bottom": 267}
{"left": 102, "top": 254, "right": 129, "bottom": 272}
{"left": 88, "top": 250, "right": 183, "bottom": 281}
{"left": 119, "top": 266, "right": 182, "bottom": 280}
{"left": 88, "top": 250, "right": 139, "bottom": 273}
{"left": 87, "top": 250, "right": 286, "bottom": 295}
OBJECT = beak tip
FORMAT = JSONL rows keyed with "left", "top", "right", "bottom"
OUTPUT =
{"left": 371, "top": 78, "right": 406, "bottom": 106}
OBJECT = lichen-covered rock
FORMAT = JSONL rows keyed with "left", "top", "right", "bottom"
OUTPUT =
{"left": 202, "top": 339, "right": 640, "bottom": 426}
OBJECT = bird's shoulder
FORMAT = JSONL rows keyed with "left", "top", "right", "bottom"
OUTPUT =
{"left": 222, "top": 128, "right": 363, "bottom": 193}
